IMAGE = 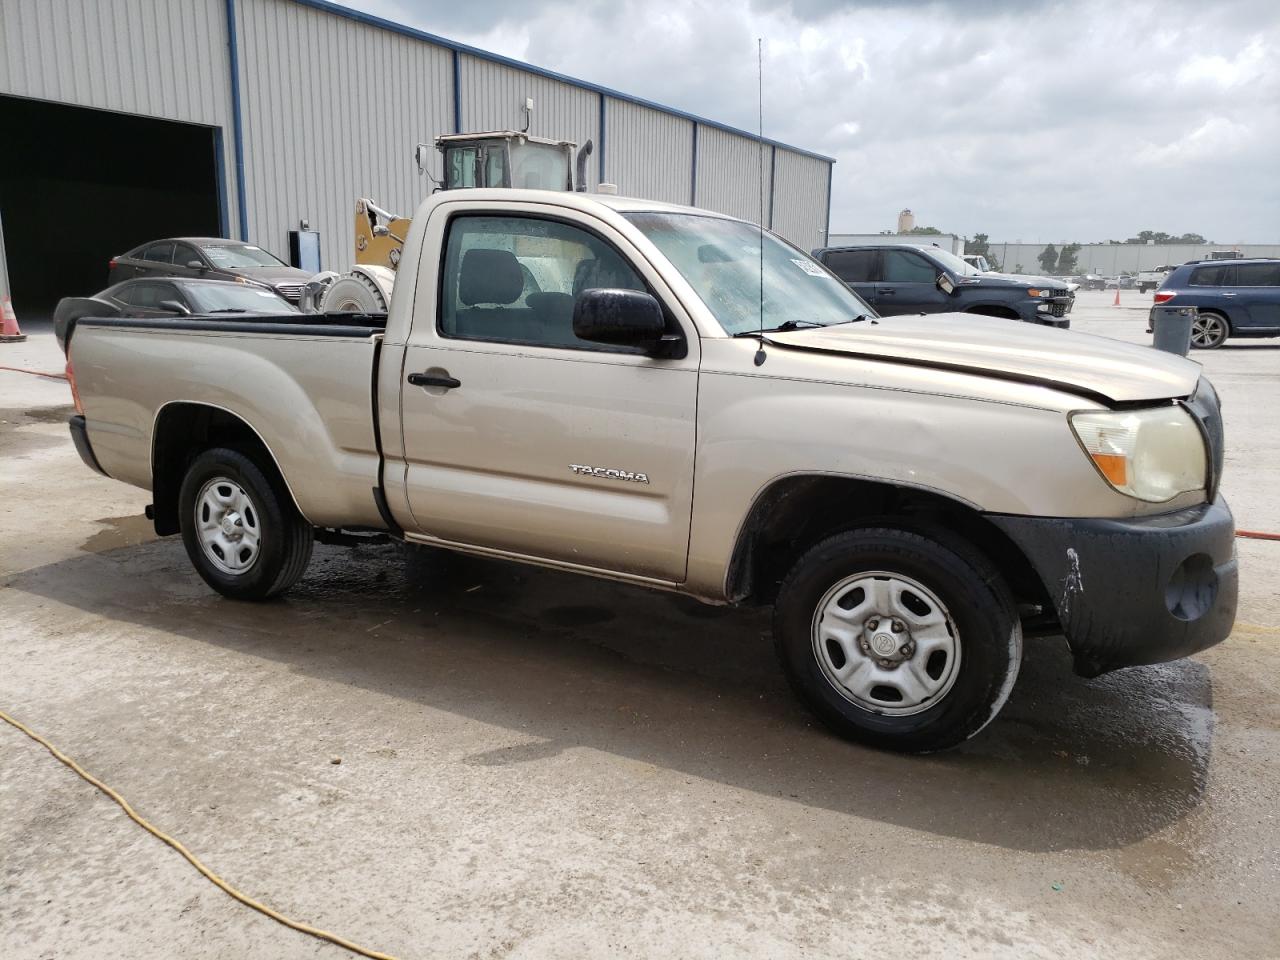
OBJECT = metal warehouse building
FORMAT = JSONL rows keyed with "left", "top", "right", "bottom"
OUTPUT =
{"left": 0, "top": 0, "right": 834, "bottom": 317}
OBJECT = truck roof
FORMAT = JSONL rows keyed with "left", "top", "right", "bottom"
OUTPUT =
{"left": 420, "top": 187, "right": 746, "bottom": 224}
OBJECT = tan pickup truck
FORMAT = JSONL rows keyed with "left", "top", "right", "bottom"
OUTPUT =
{"left": 64, "top": 189, "right": 1237, "bottom": 752}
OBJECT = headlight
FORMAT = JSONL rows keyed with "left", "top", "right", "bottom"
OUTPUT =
{"left": 1070, "top": 406, "right": 1207, "bottom": 502}
{"left": 1027, "top": 288, "right": 1051, "bottom": 297}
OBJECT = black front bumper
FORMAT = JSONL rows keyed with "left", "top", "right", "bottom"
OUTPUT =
{"left": 69, "top": 414, "right": 107, "bottom": 476}
{"left": 990, "top": 497, "right": 1238, "bottom": 676}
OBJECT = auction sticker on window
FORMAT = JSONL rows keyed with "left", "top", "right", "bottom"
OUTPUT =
{"left": 791, "top": 258, "right": 830, "bottom": 277}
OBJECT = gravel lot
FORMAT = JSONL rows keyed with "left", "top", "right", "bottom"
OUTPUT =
{"left": 2, "top": 288, "right": 1277, "bottom": 959}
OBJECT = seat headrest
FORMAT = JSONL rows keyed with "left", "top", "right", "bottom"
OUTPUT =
{"left": 460, "top": 248, "right": 524, "bottom": 306}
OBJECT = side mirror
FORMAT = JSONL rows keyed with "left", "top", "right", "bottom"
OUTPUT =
{"left": 937, "top": 273, "right": 957, "bottom": 295}
{"left": 159, "top": 300, "right": 191, "bottom": 315}
{"left": 573, "top": 288, "right": 668, "bottom": 349}
{"left": 186, "top": 260, "right": 205, "bottom": 270}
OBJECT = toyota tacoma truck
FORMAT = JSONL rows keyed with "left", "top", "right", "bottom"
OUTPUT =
{"left": 63, "top": 189, "right": 1236, "bottom": 752}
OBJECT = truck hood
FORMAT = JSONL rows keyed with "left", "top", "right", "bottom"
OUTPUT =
{"left": 766, "top": 314, "right": 1201, "bottom": 405}
{"left": 964, "top": 271, "right": 1060, "bottom": 289}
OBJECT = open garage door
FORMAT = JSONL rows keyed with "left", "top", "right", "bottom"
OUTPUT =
{"left": 0, "top": 95, "right": 223, "bottom": 319}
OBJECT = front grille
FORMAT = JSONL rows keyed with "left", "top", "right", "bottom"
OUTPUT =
{"left": 1049, "top": 301, "right": 1068, "bottom": 317}
{"left": 273, "top": 281, "right": 305, "bottom": 302}
{"left": 1184, "top": 377, "right": 1225, "bottom": 499}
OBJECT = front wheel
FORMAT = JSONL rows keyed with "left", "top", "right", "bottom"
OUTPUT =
{"left": 773, "top": 528, "right": 1022, "bottom": 753}
{"left": 178, "top": 447, "right": 314, "bottom": 600}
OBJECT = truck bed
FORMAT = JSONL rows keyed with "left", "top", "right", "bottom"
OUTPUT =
{"left": 69, "top": 311, "right": 390, "bottom": 529}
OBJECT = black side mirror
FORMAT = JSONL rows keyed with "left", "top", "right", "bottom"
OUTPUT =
{"left": 573, "top": 288, "right": 670, "bottom": 350}
{"left": 159, "top": 300, "right": 191, "bottom": 315}
{"left": 937, "top": 273, "right": 957, "bottom": 295}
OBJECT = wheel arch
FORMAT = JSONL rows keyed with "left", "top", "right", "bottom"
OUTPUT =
{"left": 964, "top": 303, "right": 1021, "bottom": 320}
{"left": 150, "top": 401, "right": 308, "bottom": 536}
{"left": 724, "top": 473, "right": 1052, "bottom": 613}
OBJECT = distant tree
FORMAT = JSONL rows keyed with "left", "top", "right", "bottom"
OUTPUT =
{"left": 1037, "top": 244, "right": 1059, "bottom": 274}
{"left": 1057, "top": 243, "right": 1082, "bottom": 274}
{"left": 906, "top": 225, "right": 943, "bottom": 235}
{"left": 1124, "top": 230, "right": 1210, "bottom": 245}
{"left": 967, "top": 233, "right": 1001, "bottom": 271}
{"left": 1014, "top": 263, "right": 1024, "bottom": 273}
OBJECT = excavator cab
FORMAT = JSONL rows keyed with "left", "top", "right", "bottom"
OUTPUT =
{"left": 433, "top": 131, "right": 588, "bottom": 192}
{"left": 308, "top": 132, "right": 593, "bottom": 314}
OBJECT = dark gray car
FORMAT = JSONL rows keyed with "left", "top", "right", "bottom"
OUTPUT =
{"left": 813, "top": 243, "right": 1074, "bottom": 328}
{"left": 53, "top": 277, "right": 297, "bottom": 349}
{"left": 108, "top": 237, "right": 312, "bottom": 303}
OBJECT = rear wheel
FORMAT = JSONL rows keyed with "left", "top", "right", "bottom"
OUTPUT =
{"left": 179, "top": 448, "right": 313, "bottom": 600}
{"left": 1190, "top": 311, "right": 1229, "bottom": 349}
{"left": 773, "top": 527, "right": 1021, "bottom": 753}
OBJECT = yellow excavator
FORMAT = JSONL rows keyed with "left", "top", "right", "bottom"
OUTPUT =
{"left": 311, "top": 131, "right": 592, "bottom": 313}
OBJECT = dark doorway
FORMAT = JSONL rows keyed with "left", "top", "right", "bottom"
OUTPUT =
{"left": 0, "top": 95, "right": 223, "bottom": 318}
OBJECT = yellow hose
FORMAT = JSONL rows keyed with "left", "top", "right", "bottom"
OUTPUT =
{"left": 1, "top": 708, "right": 402, "bottom": 960}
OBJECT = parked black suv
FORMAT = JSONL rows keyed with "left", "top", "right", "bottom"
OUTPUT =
{"left": 812, "top": 244, "right": 1074, "bottom": 327}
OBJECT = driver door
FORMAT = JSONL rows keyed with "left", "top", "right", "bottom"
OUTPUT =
{"left": 875, "top": 249, "right": 951, "bottom": 315}
{"left": 396, "top": 202, "right": 700, "bottom": 583}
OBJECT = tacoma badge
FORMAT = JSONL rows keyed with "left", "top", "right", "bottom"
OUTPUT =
{"left": 570, "top": 464, "right": 650, "bottom": 484}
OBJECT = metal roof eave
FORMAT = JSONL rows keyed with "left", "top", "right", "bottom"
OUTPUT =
{"left": 289, "top": 0, "right": 837, "bottom": 165}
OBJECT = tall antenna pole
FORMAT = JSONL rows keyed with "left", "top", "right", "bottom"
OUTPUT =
{"left": 755, "top": 37, "right": 766, "bottom": 366}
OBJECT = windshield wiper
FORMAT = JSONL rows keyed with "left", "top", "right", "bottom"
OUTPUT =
{"left": 206, "top": 308, "right": 249, "bottom": 314}
{"left": 733, "top": 319, "right": 825, "bottom": 336}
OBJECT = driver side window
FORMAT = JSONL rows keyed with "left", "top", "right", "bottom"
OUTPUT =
{"left": 438, "top": 215, "right": 646, "bottom": 350}
{"left": 882, "top": 249, "right": 938, "bottom": 284}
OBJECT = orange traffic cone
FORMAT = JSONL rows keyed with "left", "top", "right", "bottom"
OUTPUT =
{"left": 1112, "top": 285, "right": 1121, "bottom": 308}
{"left": 0, "top": 297, "right": 25, "bottom": 342}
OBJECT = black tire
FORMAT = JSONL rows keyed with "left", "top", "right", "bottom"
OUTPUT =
{"left": 773, "top": 527, "right": 1021, "bottom": 753}
{"left": 178, "top": 447, "right": 313, "bottom": 600}
{"left": 1190, "top": 311, "right": 1230, "bottom": 350}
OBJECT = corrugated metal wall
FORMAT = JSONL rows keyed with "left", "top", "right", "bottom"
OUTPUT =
{"left": 771, "top": 149, "right": 830, "bottom": 252}
{"left": 1, "top": 0, "right": 831, "bottom": 272}
{"left": 459, "top": 55, "right": 601, "bottom": 190}
{"left": 0, "top": 0, "right": 231, "bottom": 125}
{"left": 0, "top": 0, "right": 238, "bottom": 233}
{"left": 694, "top": 125, "right": 772, "bottom": 226}
{"left": 604, "top": 99, "right": 694, "bottom": 205}
{"left": 234, "top": 0, "right": 453, "bottom": 273}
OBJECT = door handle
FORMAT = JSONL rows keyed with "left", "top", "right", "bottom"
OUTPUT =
{"left": 407, "top": 372, "right": 461, "bottom": 389}
{"left": 1221, "top": 292, "right": 1237, "bottom": 298}
{"left": 876, "top": 288, "right": 897, "bottom": 294}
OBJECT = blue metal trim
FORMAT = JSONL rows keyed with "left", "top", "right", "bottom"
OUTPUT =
{"left": 597, "top": 93, "right": 606, "bottom": 183}
{"left": 768, "top": 145, "right": 776, "bottom": 229}
{"left": 451, "top": 48, "right": 462, "bottom": 133}
{"left": 212, "top": 125, "right": 229, "bottom": 238}
{"left": 288, "top": 0, "right": 835, "bottom": 164}
{"left": 690, "top": 122, "right": 698, "bottom": 206}
{"left": 824, "top": 162, "right": 833, "bottom": 246}
{"left": 224, "top": 0, "right": 248, "bottom": 241}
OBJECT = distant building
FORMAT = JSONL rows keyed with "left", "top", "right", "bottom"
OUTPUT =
{"left": 0, "top": 0, "right": 834, "bottom": 316}
{"left": 897, "top": 209, "right": 916, "bottom": 233}
{"left": 978, "top": 241, "right": 1280, "bottom": 275}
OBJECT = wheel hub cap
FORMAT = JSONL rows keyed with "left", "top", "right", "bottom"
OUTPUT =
{"left": 196, "top": 478, "right": 261, "bottom": 575}
{"left": 811, "top": 572, "right": 962, "bottom": 717}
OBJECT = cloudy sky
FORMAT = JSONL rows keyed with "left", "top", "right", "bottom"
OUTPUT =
{"left": 349, "top": 0, "right": 1278, "bottom": 243}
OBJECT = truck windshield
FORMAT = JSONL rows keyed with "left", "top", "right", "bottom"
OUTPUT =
{"left": 928, "top": 248, "right": 982, "bottom": 277}
{"left": 625, "top": 212, "right": 874, "bottom": 336}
